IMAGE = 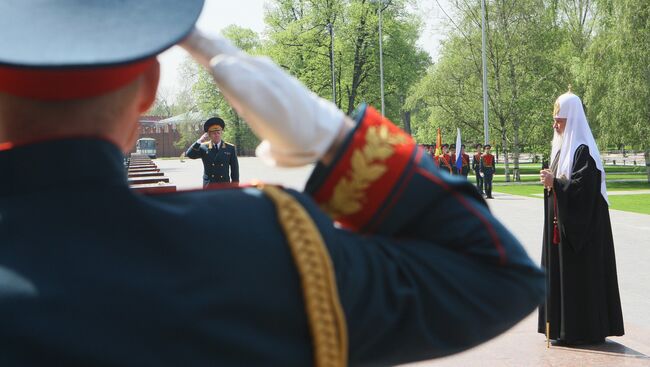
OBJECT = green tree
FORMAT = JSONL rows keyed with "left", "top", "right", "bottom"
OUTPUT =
{"left": 407, "top": 0, "right": 570, "bottom": 181}
{"left": 264, "top": 0, "right": 430, "bottom": 127}
{"left": 583, "top": 0, "right": 650, "bottom": 181}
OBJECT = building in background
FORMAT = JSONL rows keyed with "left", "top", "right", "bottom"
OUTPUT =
{"left": 132, "top": 113, "right": 206, "bottom": 158}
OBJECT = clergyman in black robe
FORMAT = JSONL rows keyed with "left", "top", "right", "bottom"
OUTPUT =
{"left": 538, "top": 92, "right": 624, "bottom": 345}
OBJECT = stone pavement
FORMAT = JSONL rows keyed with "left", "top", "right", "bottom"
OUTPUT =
{"left": 404, "top": 192, "right": 650, "bottom": 366}
{"left": 155, "top": 158, "right": 650, "bottom": 366}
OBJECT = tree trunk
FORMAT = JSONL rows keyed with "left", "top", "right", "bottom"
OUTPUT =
{"left": 645, "top": 147, "right": 650, "bottom": 183}
{"left": 513, "top": 128, "right": 520, "bottom": 182}
{"left": 346, "top": 11, "right": 369, "bottom": 116}
{"left": 500, "top": 126, "right": 510, "bottom": 182}
{"left": 400, "top": 95, "right": 412, "bottom": 135}
{"left": 507, "top": 54, "right": 521, "bottom": 182}
{"left": 402, "top": 110, "right": 412, "bottom": 135}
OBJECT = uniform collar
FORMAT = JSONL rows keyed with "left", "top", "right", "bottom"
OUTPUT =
{"left": 0, "top": 138, "right": 126, "bottom": 196}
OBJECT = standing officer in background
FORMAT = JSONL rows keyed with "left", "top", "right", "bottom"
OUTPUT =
{"left": 0, "top": 1, "right": 544, "bottom": 366}
{"left": 186, "top": 117, "right": 239, "bottom": 187}
{"left": 481, "top": 144, "right": 496, "bottom": 199}
{"left": 473, "top": 143, "right": 484, "bottom": 194}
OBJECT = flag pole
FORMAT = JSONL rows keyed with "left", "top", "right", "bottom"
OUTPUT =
{"left": 544, "top": 186, "right": 550, "bottom": 348}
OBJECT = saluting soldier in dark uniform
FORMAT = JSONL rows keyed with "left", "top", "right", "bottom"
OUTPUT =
{"left": 186, "top": 117, "right": 239, "bottom": 187}
{"left": 481, "top": 144, "right": 496, "bottom": 199}
{"left": 0, "top": 2, "right": 544, "bottom": 366}
{"left": 473, "top": 143, "right": 484, "bottom": 195}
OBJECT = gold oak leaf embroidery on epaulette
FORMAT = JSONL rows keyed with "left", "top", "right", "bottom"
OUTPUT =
{"left": 322, "top": 125, "right": 407, "bottom": 219}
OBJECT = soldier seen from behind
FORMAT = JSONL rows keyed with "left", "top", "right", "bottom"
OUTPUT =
{"left": 0, "top": 1, "right": 544, "bottom": 366}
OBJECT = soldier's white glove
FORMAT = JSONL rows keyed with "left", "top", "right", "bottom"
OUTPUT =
{"left": 181, "top": 28, "right": 345, "bottom": 167}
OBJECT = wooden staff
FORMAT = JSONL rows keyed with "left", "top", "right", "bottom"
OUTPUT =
{"left": 544, "top": 185, "right": 550, "bottom": 348}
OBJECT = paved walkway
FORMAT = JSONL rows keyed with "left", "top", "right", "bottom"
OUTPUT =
{"left": 404, "top": 192, "right": 650, "bottom": 366}
{"left": 155, "top": 158, "right": 650, "bottom": 366}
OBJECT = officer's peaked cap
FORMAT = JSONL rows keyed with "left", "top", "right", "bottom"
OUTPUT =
{"left": 204, "top": 117, "right": 225, "bottom": 132}
{"left": 0, "top": 0, "right": 204, "bottom": 100}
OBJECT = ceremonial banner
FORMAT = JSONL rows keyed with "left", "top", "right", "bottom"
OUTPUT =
{"left": 434, "top": 128, "right": 442, "bottom": 157}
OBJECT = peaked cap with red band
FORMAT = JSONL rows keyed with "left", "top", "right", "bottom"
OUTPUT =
{"left": 0, "top": 0, "right": 204, "bottom": 100}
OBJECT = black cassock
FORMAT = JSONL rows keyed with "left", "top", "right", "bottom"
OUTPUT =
{"left": 538, "top": 144, "right": 624, "bottom": 343}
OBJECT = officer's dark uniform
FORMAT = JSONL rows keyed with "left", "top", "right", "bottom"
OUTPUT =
{"left": 186, "top": 140, "right": 239, "bottom": 186}
{"left": 186, "top": 118, "right": 239, "bottom": 187}
{"left": 0, "top": 105, "right": 545, "bottom": 366}
{"left": 0, "top": 2, "right": 544, "bottom": 365}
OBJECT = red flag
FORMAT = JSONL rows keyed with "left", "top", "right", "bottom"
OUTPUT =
{"left": 434, "top": 128, "right": 442, "bottom": 157}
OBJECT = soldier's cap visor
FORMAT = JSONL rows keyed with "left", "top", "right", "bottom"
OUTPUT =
{"left": 0, "top": 0, "right": 204, "bottom": 100}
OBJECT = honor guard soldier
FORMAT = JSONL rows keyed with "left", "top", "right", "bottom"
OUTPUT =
{"left": 449, "top": 144, "right": 457, "bottom": 174}
{"left": 438, "top": 143, "right": 453, "bottom": 174}
{"left": 481, "top": 144, "right": 496, "bottom": 199}
{"left": 459, "top": 144, "right": 470, "bottom": 177}
{"left": 0, "top": 1, "right": 544, "bottom": 366}
{"left": 473, "top": 143, "right": 484, "bottom": 195}
{"left": 186, "top": 117, "right": 239, "bottom": 187}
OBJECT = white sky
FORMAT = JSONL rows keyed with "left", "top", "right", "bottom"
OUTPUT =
{"left": 158, "top": 0, "right": 450, "bottom": 96}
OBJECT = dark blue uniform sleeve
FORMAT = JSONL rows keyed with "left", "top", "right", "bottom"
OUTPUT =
{"left": 303, "top": 105, "right": 545, "bottom": 366}
{"left": 230, "top": 145, "right": 239, "bottom": 182}
{"left": 185, "top": 142, "right": 205, "bottom": 159}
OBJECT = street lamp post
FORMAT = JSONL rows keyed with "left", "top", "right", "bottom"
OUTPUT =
{"left": 480, "top": 0, "right": 490, "bottom": 145}
{"left": 327, "top": 23, "right": 336, "bottom": 105}
{"left": 378, "top": 1, "right": 385, "bottom": 117}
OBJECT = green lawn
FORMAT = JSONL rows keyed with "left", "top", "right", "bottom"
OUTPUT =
{"left": 491, "top": 181, "right": 650, "bottom": 215}
{"left": 466, "top": 173, "right": 647, "bottom": 184}
{"left": 491, "top": 163, "right": 646, "bottom": 175}
{"left": 608, "top": 195, "right": 650, "bottom": 215}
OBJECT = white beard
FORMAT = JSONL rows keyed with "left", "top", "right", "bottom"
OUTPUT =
{"left": 551, "top": 131, "right": 564, "bottom": 156}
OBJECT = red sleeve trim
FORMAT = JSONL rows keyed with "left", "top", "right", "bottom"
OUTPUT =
{"left": 312, "top": 106, "right": 416, "bottom": 231}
